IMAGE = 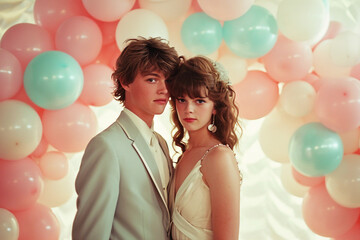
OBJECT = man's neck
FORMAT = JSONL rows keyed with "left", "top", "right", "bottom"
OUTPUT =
{"left": 124, "top": 106, "right": 153, "bottom": 128}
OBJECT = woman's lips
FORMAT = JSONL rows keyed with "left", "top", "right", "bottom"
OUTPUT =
{"left": 183, "top": 118, "right": 196, "bottom": 123}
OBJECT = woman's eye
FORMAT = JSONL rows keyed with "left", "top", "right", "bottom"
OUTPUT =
{"left": 177, "top": 98, "right": 185, "bottom": 103}
{"left": 196, "top": 99, "right": 205, "bottom": 104}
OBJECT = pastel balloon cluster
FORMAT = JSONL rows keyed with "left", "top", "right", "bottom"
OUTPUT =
{"left": 1, "top": 0, "right": 360, "bottom": 239}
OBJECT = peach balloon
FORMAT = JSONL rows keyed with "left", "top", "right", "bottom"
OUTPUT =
{"left": 313, "top": 21, "right": 343, "bottom": 50}
{"left": 350, "top": 63, "right": 360, "bottom": 80}
{"left": 82, "top": 0, "right": 135, "bottom": 22}
{"left": 315, "top": 77, "right": 360, "bottom": 133}
{"left": 291, "top": 166, "right": 324, "bottom": 187}
{"left": 42, "top": 102, "right": 98, "bottom": 153}
{"left": 259, "top": 107, "right": 305, "bottom": 163}
{"left": 0, "top": 49, "right": 22, "bottom": 101}
{"left": 339, "top": 129, "right": 360, "bottom": 154}
{"left": 115, "top": 9, "right": 169, "bottom": 51}
{"left": 0, "top": 208, "right": 19, "bottom": 240}
{"left": 0, "top": 158, "right": 43, "bottom": 211}
{"left": 55, "top": 16, "right": 102, "bottom": 66}
{"left": 217, "top": 53, "right": 248, "bottom": 84}
{"left": 233, "top": 70, "right": 279, "bottom": 120}
{"left": 79, "top": 63, "right": 114, "bottom": 106}
{"left": 12, "top": 203, "right": 60, "bottom": 240}
{"left": 326, "top": 154, "right": 360, "bottom": 208}
{"left": 37, "top": 168, "right": 75, "bottom": 208}
{"left": 11, "top": 87, "right": 44, "bottom": 116}
{"left": 34, "top": 0, "right": 89, "bottom": 36}
{"left": 38, "top": 151, "right": 68, "bottom": 180}
{"left": 0, "top": 23, "right": 54, "bottom": 68}
{"left": 0, "top": 100, "right": 42, "bottom": 161}
{"left": 30, "top": 136, "right": 49, "bottom": 159}
{"left": 94, "top": 43, "right": 120, "bottom": 69}
{"left": 197, "top": 0, "right": 254, "bottom": 21}
{"left": 263, "top": 35, "right": 313, "bottom": 83}
{"left": 97, "top": 20, "right": 118, "bottom": 46}
{"left": 334, "top": 217, "right": 360, "bottom": 240}
{"left": 280, "top": 163, "right": 309, "bottom": 197}
{"left": 139, "top": 0, "right": 192, "bottom": 22}
{"left": 302, "top": 184, "right": 360, "bottom": 237}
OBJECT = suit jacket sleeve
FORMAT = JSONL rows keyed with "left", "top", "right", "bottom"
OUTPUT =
{"left": 72, "top": 135, "right": 120, "bottom": 240}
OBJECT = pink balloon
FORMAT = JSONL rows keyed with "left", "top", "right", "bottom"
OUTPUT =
{"left": 334, "top": 217, "right": 360, "bottom": 240}
{"left": 350, "top": 63, "right": 360, "bottom": 80}
{"left": 82, "top": 0, "right": 135, "bottom": 22}
{"left": 96, "top": 20, "right": 118, "bottom": 46}
{"left": 197, "top": 0, "right": 254, "bottom": 21}
{"left": 233, "top": 70, "right": 279, "bottom": 120}
{"left": 315, "top": 77, "right": 360, "bottom": 132}
{"left": 30, "top": 136, "right": 49, "bottom": 159}
{"left": 79, "top": 63, "right": 114, "bottom": 106}
{"left": 302, "top": 184, "right": 360, "bottom": 237}
{"left": 38, "top": 151, "right": 68, "bottom": 180}
{"left": 0, "top": 158, "right": 43, "bottom": 211}
{"left": 292, "top": 166, "right": 324, "bottom": 187}
{"left": 302, "top": 72, "right": 324, "bottom": 92}
{"left": 11, "top": 87, "right": 44, "bottom": 116}
{"left": 12, "top": 203, "right": 60, "bottom": 240}
{"left": 0, "top": 49, "right": 22, "bottom": 101}
{"left": 94, "top": 43, "right": 120, "bottom": 68}
{"left": 42, "top": 102, "right": 98, "bottom": 152}
{"left": 263, "top": 35, "right": 313, "bottom": 83}
{"left": 33, "top": 0, "right": 89, "bottom": 36}
{"left": 0, "top": 23, "right": 54, "bottom": 68}
{"left": 55, "top": 16, "right": 102, "bottom": 66}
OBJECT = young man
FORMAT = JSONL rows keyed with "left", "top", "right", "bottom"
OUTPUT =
{"left": 72, "top": 37, "right": 179, "bottom": 240}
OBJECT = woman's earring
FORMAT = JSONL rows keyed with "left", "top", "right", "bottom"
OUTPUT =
{"left": 207, "top": 114, "right": 217, "bottom": 133}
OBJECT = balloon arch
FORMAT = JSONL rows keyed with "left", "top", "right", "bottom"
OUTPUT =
{"left": 0, "top": 0, "right": 360, "bottom": 239}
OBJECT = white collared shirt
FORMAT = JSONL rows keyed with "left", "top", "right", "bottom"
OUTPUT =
{"left": 123, "top": 108, "right": 169, "bottom": 202}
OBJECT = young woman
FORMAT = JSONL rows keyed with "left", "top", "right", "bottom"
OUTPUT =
{"left": 167, "top": 56, "right": 243, "bottom": 240}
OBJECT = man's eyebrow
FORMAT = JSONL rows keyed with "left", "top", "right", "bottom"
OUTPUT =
{"left": 143, "top": 72, "right": 161, "bottom": 77}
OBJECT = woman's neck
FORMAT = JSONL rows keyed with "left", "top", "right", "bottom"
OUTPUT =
{"left": 187, "top": 128, "right": 219, "bottom": 149}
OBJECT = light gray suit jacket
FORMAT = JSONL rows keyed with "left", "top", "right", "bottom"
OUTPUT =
{"left": 72, "top": 111, "right": 174, "bottom": 240}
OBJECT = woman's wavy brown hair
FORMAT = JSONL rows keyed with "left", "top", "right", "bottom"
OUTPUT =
{"left": 112, "top": 37, "right": 179, "bottom": 103}
{"left": 167, "top": 56, "right": 242, "bottom": 154}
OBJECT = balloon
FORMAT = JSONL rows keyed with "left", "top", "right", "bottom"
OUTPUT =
{"left": 280, "top": 163, "right": 309, "bottom": 197}
{"left": 0, "top": 49, "right": 22, "bottom": 101}
{"left": 30, "top": 136, "right": 49, "bottom": 159}
{"left": 279, "top": 81, "right": 316, "bottom": 117}
{"left": 334, "top": 217, "right": 360, "bottom": 240}
{"left": 330, "top": 31, "right": 360, "bottom": 67}
{"left": 313, "top": 40, "right": 351, "bottom": 78}
{"left": 259, "top": 107, "right": 305, "bottom": 163}
{"left": 0, "top": 23, "right": 54, "bottom": 68}
{"left": 0, "top": 158, "right": 43, "bottom": 211}
{"left": 24, "top": 51, "right": 83, "bottom": 110}
{"left": 277, "top": 0, "right": 329, "bottom": 42}
{"left": 33, "top": 0, "right": 89, "bottom": 36}
{"left": 12, "top": 203, "right": 60, "bottom": 240}
{"left": 197, "top": 0, "right": 254, "bottom": 21}
{"left": 217, "top": 53, "right": 248, "bottom": 84}
{"left": 181, "top": 12, "right": 222, "bottom": 55}
{"left": 302, "top": 184, "right": 359, "bottom": 237}
{"left": 291, "top": 166, "right": 324, "bottom": 187}
{"left": 37, "top": 167, "right": 75, "bottom": 208}
{"left": 326, "top": 154, "right": 360, "bottom": 208}
{"left": 79, "top": 63, "right": 114, "bottom": 106}
{"left": 263, "top": 35, "right": 313, "bottom": 83}
{"left": 82, "top": 0, "right": 135, "bottom": 22}
{"left": 223, "top": 5, "right": 278, "bottom": 59}
{"left": 350, "top": 63, "right": 360, "bottom": 80}
{"left": 139, "top": 0, "right": 192, "bottom": 22}
{"left": 339, "top": 129, "right": 360, "bottom": 155}
{"left": 42, "top": 102, "right": 98, "bottom": 152}
{"left": 97, "top": 20, "right": 118, "bottom": 46}
{"left": 115, "top": 9, "right": 169, "bottom": 51}
{"left": 38, "top": 151, "right": 68, "bottom": 180}
{"left": 11, "top": 87, "right": 44, "bottom": 116}
{"left": 94, "top": 43, "right": 121, "bottom": 68}
{"left": 0, "top": 100, "right": 42, "bottom": 161}
{"left": 0, "top": 208, "right": 19, "bottom": 240}
{"left": 55, "top": 16, "right": 102, "bottom": 66}
{"left": 233, "top": 70, "right": 279, "bottom": 120}
{"left": 315, "top": 77, "right": 360, "bottom": 133}
{"left": 289, "top": 122, "right": 343, "bottom": 177}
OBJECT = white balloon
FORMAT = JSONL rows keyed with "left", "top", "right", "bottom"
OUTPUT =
{"left": 139, "top": 0, "right": 192, "bottom": 22}
{"left": 115, "top": 9, "right": 169, "bottom": 51}
{"left": 280, "top": 163, "right": 309, "bottom": 198}
{"left": 330, "top": 31, "right": 360, "bottom": 67}
{"left": 217, "top": 53, "right": 248, "bottom": 85}
{"left": 0, "top": 208, "right": 19, "bottom": 240}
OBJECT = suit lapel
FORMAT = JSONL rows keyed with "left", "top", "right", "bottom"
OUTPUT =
{"left": 117, "top": 112, "right": 168, "bottom": 209}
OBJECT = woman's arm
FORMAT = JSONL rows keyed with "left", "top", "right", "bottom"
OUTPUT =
{"left": 201, "top": 147, "right": 241, "bottom": 240}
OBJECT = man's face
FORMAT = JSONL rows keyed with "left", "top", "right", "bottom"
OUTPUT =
{"left": 123, "top": 71, "right": 169, "bottom": 124}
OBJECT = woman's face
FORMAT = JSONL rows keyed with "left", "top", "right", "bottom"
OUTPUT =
{"left": 175, "top": 90, "right": 215, "bottom": 133}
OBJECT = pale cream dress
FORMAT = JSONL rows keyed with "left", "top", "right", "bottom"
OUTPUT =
{"left": 169, "top": 144, "right": 241, "bottom": 240}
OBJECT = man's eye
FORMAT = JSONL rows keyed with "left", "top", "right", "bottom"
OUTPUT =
{"left": 147, "top": 78, "right": 156, "bottom": 83}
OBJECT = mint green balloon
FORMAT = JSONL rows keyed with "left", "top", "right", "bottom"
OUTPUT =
{"left": 223, "top": 5, "right": 278, "bottom": 59}
{"left": 24, "top": 51, "right": 83, "bottom": 110}
{"left": 181, "top": 12, "right": 222, "bottom": 55}
{"left": 289, "top": 122, "right": 343, "bottom": 177}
